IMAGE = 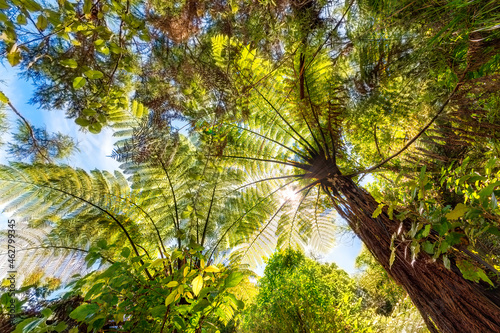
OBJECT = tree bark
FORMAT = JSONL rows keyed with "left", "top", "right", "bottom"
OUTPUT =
{"left": 327, "top": 176, "right": 500, "bottom": 333}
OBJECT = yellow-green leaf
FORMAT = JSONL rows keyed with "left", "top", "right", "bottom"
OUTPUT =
{"left": 389, "top": 248, "right": 396, "bottom": 268}
{"left": 165, "top": 290, "right": 177, "bottom": 306}
{"left": 150, "top": 258, "right": 168, "bottom": 268}
{"left": 36, "top": 15, "right": 48, "bottom": 31}
{"left": 204, "top": 265, "right": 220, "bottom": 273}
{"left": 192, "top": 275, "right": 203, "bottom": 296}
{"left": 446, "top": 203, "right": 468, "bottom": 220}
{"left": 73, "top": 77, "right": 86, "bottom": 89}
{"left": 372, "top": 204, "right": 384, "bottom": 218}
{"left": 0, "top": 0, "right": 10, "bottom": 10}
{"left": 166, "top": 281, "right": 178, "bottom": 288}
{"left": 84, "top": 70, "right": 103, "bottom": 79}
{"left": 0, "top": 91, "right": 9, "bottom": 103}
{"left": 60, "top": 59, "right": 78, "bottom": 68}
{"left": 16, "top": 14, "right": 27, "bottom": 25}
{"left": 7, "top": 50, "right": 21, "bottom": 66}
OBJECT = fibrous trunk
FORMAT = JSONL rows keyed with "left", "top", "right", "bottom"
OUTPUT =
{"left": 328, "top": 176, "right": 500, "bottom": 333}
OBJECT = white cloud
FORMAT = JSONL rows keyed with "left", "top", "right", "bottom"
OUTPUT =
{"left": 42, "top": 113, "right": 121, "bottom": 172}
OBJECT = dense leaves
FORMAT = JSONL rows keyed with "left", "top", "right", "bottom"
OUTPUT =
{"left": 242, "top": 249, "right": 373, "bottom": 333}
{"left": 1, "top": 0, "right": 500, "bottom": 332}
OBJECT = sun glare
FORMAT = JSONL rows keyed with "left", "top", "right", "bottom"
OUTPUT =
{"left": 280, "top": 187, "right": 300, "bottom": 203}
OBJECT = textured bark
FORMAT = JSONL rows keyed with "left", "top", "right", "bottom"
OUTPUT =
{"left": 327, "top": 176, "right": 500, "bottom": 333}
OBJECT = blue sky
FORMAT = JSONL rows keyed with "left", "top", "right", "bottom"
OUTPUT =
{"left": 0, "top": 64, "right": 363, "bottom": 276}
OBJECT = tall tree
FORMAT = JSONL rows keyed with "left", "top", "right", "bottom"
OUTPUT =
{"left": 202, "top": 0, "right": 500, "bottom": 329}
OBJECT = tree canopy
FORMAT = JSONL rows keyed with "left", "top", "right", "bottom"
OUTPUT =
{"left": 1, "top": 0, "right": 500, "bottom": 332}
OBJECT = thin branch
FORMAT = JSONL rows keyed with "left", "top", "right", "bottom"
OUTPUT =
{"left": 305, "top": 78, "right": 332, "bottom": 161}
{"left": 158, "top": 157, "right": 182, "bottom": 249}
{"left": 306, "top": 0, "right": 356, "bottom": 70}
{"left": 350, "top": 85, "right": 460, "bottom": 176}
{"left": 230, "top": 124, "right": 309, "bottom": 160}
{"left": 219, "top": 155, "right": 309, "bottom": 170}
{"left": 7, "top": 102, "right": 52, "bottom": 163}
{"left": 231, "top": 174, "right": 305, "bottom": 193}
{"left": 0, "top": 245, "right": 115, "bottom": 264}
{"left": 254, "top": 87, "right": 319, "bottom": 154}
{"left": 201, "top": 174, "right": 219, "bottom": 247}
{"left": 373, "top": 123, "right": 384, "bottom": 159}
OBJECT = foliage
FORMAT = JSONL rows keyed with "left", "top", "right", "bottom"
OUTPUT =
{"left": 8, "top": 120, "right": 76, "bottom": 163}
{"left": 368, "top": 157, "right": 500, "bottom": 286}
{"left": 2, "top": 0, "right": 500, "bottom": 331}
{"left": 242, "top": 249, "right": 374, "bottom": 333}
{"left": 355, "top": 246, "right": 428, "bottom": 332}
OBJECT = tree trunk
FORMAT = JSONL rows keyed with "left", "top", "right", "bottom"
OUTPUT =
{"left": 328, "top": 176, "right": 500, "bottom": 333}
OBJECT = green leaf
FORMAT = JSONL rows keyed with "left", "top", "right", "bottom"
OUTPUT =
{"left": 171, "top": 250, "right": 183, "bottom": 261}
{"left": 457, "top": 260, "right": 494, "bottom": 286}
{"left": 96, "top": 239, "right": 107, "bottom": 248}
{"left": 60, "top": 59, "right": 78, "bottom": 68}
{"left": 75, "top": 117, "right": 90, "bottom": 126}
{"left": 36, "top": 15, "right": 48, "bottom": 31}
{"left": 83, "top": 0, "right": 92, "bottom": 14}
{"left": 84, "top": 70, "right": 104, "bottom": 79}
{"left": 16, "top": 14, "right": 27, "bottom": 25}
{"left": 7, "top": 50, "right": 22, "bottom": 66}
{"left": 0, "top": 91, "right": 9, "bottom": 103}
{"left": 422, "top": 241, "right": 434, "bottom": 254}
{"left": 224, "top": 271, "right": 243, "bottom": 288}
{"left": 422, "top": 224, "right": 431, "bottom": 237}
{"left": 84, "top": 282, "right": 104, "bottom": 300}
{"left": 477, "top": 269, "right": 494, "bottom": 287}
{"left": 173, "top": 315, "right": 186, "bottom": 330}
{"left": 13, "top": 317, "right": 44, "bottom": 333}
{"left": 419, "top": 165, "right": 426, "bottom": 181}
{"left": 435, "top": 220, "right": 451, "bottom": 236}
{"left": 21, "top": 0, "right": 42, "bottom": 11}
{"left": 192, "top": 299, "right": 210, "bottom": 312}
{"left": 69, "top": 303, "right": 99, "bottom": 321}
{"left": 41, "top": 308, "right": 52, "bottom": 317}
{"left": 487, "top": 227, "right": 500, "bottom": 237}
{"left": 97, "top": 45, "right": 110, "bottom": 55}
{"left": 479, "top": 182, "right": 500, "bottom": 199}
{"left": 192, "top": 275, "right": 204, "bottom": 296}
{"left": 82, "top": 108, "right": 96, "bottom": 116}
{"left": 0, "top": 0, "right": 9, "bottom": 10}
{"left": 89, "top": 122, "right": 102, "bottom": 134}
{"left": 150, "top": 305, "right": 167, "bottom": 317}
{"left": 121, "top": 247, "right": 131, "bottom": 258}
{"left": 445, "top": 203, "right": 468, "bottom": 220}
{"left": 72, "top": 77, "right": 86, "bottom": 89}
{"left": 54, "top": 322, "right": 67, "bottom": 332}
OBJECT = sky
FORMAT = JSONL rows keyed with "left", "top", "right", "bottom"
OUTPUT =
{"left": 0, "top": 64, "right": 363, "bottom": 278}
